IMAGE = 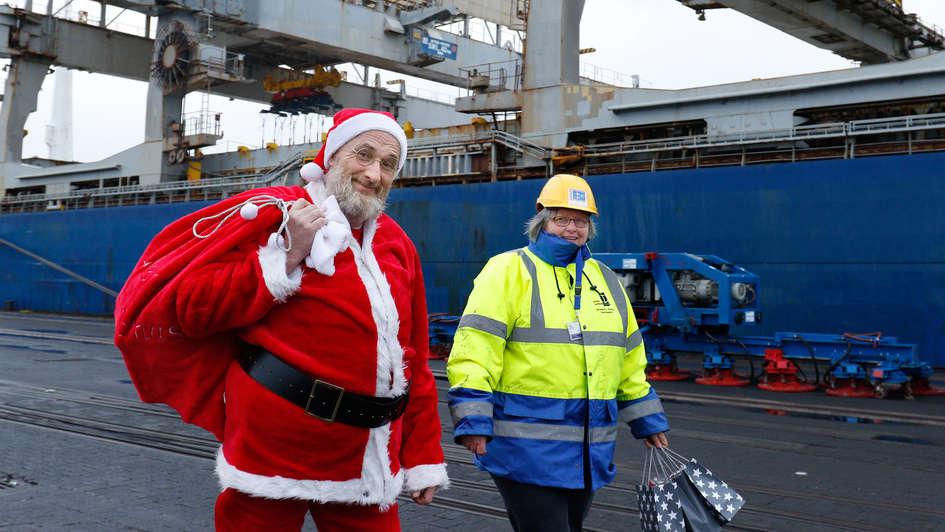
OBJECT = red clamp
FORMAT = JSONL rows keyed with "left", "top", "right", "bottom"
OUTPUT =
{"left": 757, "top": 349, "right": 817, "bottom": 393}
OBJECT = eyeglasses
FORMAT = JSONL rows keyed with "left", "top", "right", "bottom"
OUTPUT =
{"left": 551, "top": 216, "right": 589, "bottom": 228}
{"left": 348, "top": 147, "right": 399, "bottom": 177}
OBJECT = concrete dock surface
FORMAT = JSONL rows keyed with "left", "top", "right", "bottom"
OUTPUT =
{"left": 1, "top": 311, "right": 944, "bottom": 531}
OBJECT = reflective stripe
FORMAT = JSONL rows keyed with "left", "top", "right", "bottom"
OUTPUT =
{"left": 494, "top": 420, "right": 618, "bottom": 443}
{"left": 516, "top": 249, "right": 544, "bottom": 327}
{"left": 450, "top": 401, "right": 494, "bottom": 425}
{"left": 459, "top": 313, "right": 508, "bottom": 339}
{"left": 627, "top": 329, "right": 644, "bottom": 352}
{"left": 508, "top": 327, "right": 625, "bottom": 347}
{"left": 511, "top": 251, "right": 628, "bottom": 349}
{"left": 584, "top": 331, "right": 628, "bottom": 348}
{"left": 509, "top": 327, "right": 571, "bottom": 344}
{"left": 618, "top": 397, "right": 665, "bottom": 425}
{"left": 590, "top": 425, "right": 619, "bottom": 443}
{"left": 596, "top": 261, "right": 629, "bottom": 337}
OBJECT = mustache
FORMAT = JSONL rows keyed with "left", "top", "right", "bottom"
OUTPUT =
{"left": 351, "top": 178, "right": 381, "bottom": 191}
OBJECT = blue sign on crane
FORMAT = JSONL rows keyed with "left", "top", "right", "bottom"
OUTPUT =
{"left": 421, "top": 35, "right": 458, "bottom": 60}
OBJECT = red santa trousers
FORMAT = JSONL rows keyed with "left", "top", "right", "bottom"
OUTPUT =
{"left": 214, "top": 488, "right": 400, "bottom": 532}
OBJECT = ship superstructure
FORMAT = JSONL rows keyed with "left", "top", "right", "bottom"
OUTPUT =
{"left": 0, "top": 0, "right": 943, "bottom": 366}
{"left": 2, "top": 0, "right": 944, "bottom": 198}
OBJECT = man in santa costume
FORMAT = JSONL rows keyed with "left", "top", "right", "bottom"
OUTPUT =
{"left": 115, "top": 108, "right": 448, "bottom": 531}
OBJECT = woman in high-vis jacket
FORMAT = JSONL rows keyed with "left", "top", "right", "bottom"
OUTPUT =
{"left": 447, "top": 174, "right": 670, "bottom": 532}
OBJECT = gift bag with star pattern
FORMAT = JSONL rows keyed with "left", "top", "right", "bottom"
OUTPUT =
{"left": 636, "top": 447, "right": 745, "bottom": 531}
{"left": 680, "top": 456, "right": 745, "bottom": 523}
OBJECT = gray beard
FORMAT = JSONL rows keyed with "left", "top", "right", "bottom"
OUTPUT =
{"left": 324, "top": 164, "right": 389, "bottom": 226}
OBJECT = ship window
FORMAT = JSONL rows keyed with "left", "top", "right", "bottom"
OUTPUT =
{"left": 71, "top": 179, "right": 102, "bottom": 191}
{"left": 6, "top": 185, "right": 45, "bottom": 196}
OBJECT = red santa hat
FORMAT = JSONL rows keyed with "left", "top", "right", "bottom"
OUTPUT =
{"left": 299, "top": 108, "right": 409, "bottom": 182}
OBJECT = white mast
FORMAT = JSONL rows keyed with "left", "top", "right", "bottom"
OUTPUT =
{"left": 45, "top": 67, "right": 74, "bottom": 162}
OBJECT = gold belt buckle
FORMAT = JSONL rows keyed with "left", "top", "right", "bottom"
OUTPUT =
{"left": 305, "top": 380, "right": 345, "bottom": 422}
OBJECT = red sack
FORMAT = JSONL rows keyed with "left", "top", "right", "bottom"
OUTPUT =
{"left": 114, "top": 186, "right": 305, "bottom": 440}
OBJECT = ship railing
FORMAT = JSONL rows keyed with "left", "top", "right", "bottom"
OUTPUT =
{"left": 848, "top": 113, "right": 945, "bottom": 134}
{"left": 579, "top": 112, "right": 945, "bottom": 157}
{"left": 492, "top": 130, "right": 550, "bottom": 160}
{"left": 407, "top": 132, "right": 493, "bottom": 150}
{"left": 182, "top": 110, "right": 223, "bottom": 138}
{"left": 400, "top": 85, "right": 458, "bottom": 106}
{"left": 436, "top": 17, "right": 525, "bottom": 53}
{"left": 258, "top": 151, "right": 306, "bottom": 185}
{"left": 404, "top": 112, "right": 945, "bottom": 167}
{"left": 580, "top": 123, "right": 844, "bottom": 156}
{"left": 406, "top": 130, "right": 547, "bottom": 159}
{"left": 579, "top": 63, "right": 639, "bottom": 88}
{"left": 403, "top": 129, "right": 549, "bottom": 179}
{"left": 2, "top": 150, "right": 307, "bottom": 208}
{"left": 910, "top": 19, "right": 945, "bottom": 48}
{"left": 460, "top": 60, "right": 522, "bottom": 93}
{"left": 402, "top": 132, "right": 498, "bottom": 178}
{"left": 0, "top": 175, "right": 271, "bottom": 206}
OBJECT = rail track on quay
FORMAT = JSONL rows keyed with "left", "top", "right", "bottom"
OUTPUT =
{"left": 430, "top": 369, "right": 945, "bottom": 429}
{"left": 1, "top": 376, "right": 942, "bottom": 532}
{"left": 1, "top": 316, "right": 943, "bottom": 531}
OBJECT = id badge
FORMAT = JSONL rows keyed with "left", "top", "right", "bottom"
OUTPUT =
{"left": 567, "top": 321, "right": 583, "bottom": 342}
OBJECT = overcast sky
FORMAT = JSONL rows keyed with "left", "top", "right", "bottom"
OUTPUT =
{"left": 13, "top": 0, "right": 945, "bottom": 162}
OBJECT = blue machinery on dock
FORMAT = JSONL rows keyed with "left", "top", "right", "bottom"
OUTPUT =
{"left": 594, "top": 252, "right": 943, "bottom": 398}
{"left": 429, "top": 252, "right": 943, "bottom": 399}
{"left": 428, "top": 313, "right": 460, "bottom": 360}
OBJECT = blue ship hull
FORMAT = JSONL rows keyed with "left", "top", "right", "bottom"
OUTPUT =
{"left": 2, "top": 152, "right": 943, "bottom": 366}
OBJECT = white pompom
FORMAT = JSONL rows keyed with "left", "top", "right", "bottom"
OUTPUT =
{"left": 240, "top": 202, "right": 259, "bottom": 220}
{"left": 300, "top": 162, "right": 324, "bottom": 182}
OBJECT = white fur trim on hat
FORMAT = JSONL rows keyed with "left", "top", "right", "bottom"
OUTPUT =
{"left": 300, "top": 162, "right": 324, "bottom": 181}
{"left": 324, "top": 113, "right": 409, "bottom": 172}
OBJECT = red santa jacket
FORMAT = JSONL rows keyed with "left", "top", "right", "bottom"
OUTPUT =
{"left": 116, "top": 183, "right": 447, "bottom": 508}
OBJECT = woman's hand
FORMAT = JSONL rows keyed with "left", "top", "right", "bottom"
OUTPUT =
{"left": 458, "top": 435, "right": 488, "bottom": 455}
{"left": 644, "top": 431, "right": 669, "bottom": 449}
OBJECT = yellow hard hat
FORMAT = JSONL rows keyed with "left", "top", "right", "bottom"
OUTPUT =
{"left": 536, "top": 174, "right": 598, "bottom": 215}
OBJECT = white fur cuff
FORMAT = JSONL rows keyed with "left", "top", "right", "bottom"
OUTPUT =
{"left": 402, "top": 463, "right": 450, "bottom": 493}
{"left": 257, "top": 233, "right": 303, "bottom": 302}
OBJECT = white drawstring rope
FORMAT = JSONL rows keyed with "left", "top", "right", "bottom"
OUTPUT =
{"left": 192, "top": 195, "right": 295, "bottom": 251}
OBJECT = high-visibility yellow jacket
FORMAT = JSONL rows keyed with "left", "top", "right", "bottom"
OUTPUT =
{"left": 447, "top": 246, "right": 669, "bottom": 490}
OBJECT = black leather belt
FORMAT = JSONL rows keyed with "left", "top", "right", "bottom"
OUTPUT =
{"left": 240, "top": 347, "right": 409, "bottom": 428}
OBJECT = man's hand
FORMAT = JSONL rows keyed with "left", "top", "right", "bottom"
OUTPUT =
{"left": 644, "top": 431, "right": 669, "bottom": 449}
{"left": 285, "top": 198, "right": 327, "bottom": 273}
{"left": 458, "top": 435, "right": 487, "bottom": 455}
{"left": 410, "top": 486, "right": 438, "bottom": 505}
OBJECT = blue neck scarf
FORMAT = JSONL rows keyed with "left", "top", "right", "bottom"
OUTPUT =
{"left": 528, "top": 231, "right": 591, "bottom": 312}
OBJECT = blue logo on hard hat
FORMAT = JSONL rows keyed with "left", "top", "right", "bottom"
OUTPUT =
{"left": 568, "top": 188, "right": 588, "bottom": 207}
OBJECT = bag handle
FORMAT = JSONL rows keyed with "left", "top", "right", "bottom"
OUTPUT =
{"left": 653, "top": 447, "right": 677, "bottom": 480}
{"left": 642, "top": 446, "right": 654, "bottom": 484}
{"left": 660, "top": 446, "right": 690, "bottom": 467}
{"left": 641, "top": 445, "right": 688, "bottom": 485}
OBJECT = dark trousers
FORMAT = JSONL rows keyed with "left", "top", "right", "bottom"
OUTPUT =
{"left": 491, "top": 474, "right": 595, "bottom": 532}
